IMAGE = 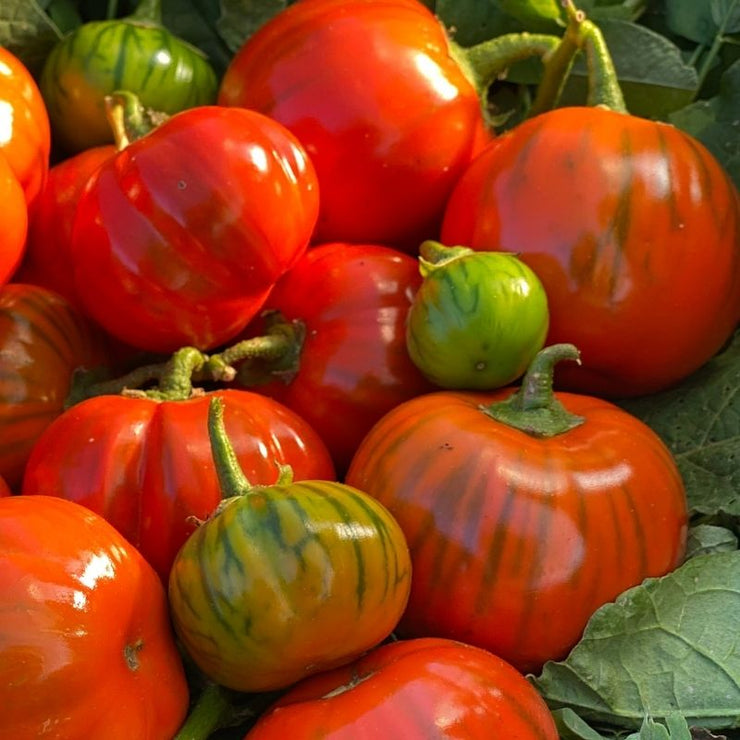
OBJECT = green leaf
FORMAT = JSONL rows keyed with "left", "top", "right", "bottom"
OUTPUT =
{"left": 669, "top": 59, "right": 740, "bottom": 190}
{"left": 620, "top": 330, "right": 740, "bottom": 522}
{"left": 711, "top": 0, "right": 740, "bottom": 35}
{"left": 664, "top": 0, "right": 723, "bottom": 45}
{"left": 435, "top": 0, "right": 523, "bottom": 47}
{"left": 215, "top": 0, "right": 289, "bottom": 53}
{"left": 0, "top": 0, "right": 62, "bottom": 76}
{"left": 686, "top": 525, "right": 739, "bottom": 559}
{"left": 552, "top": 707, "right": 612, "bottom": 738}
{"left": 498, "top": 0, "right": 563, "bottom": 28}
{"left": 160, "top": 0, "right": 232, "bottom": 77}
{"left": 624, "top": 714, "right": 692, "bottom": 739}
{"left": 532, "top": 551, "right": 740, "bottom": 731}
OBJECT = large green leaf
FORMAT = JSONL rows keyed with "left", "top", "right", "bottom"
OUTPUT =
{"left": 161, "top": 0, "right": 233, "bottom": 77}
{"left": 669, "top": 59, "right": 740, "bottom": 190}
{"left": 435, "top": 0, "right": 523, "bottom": 47}
{"left": 215, "top": 0, "right": 289, "bottom": 53}
{"left": 620, "top": 331, "right": 740, "bottom": 522}
{"left": 0, "top": 0, "right": 62, "bottom": 75}
{"left": 532, "top": 551, "right": 740, "bottom": 731}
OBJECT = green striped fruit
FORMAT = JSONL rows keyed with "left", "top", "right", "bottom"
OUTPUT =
{"left": 168, "top": 397, "right": 412, "bottom": 693}
{"left": 39, "top": 0, "right": 218, "bottom": 153}
{"left": 406, "top": 240, "right": 549, "bottom": 390}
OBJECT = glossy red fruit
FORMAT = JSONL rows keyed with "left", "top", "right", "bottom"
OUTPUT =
{"left": 0, "top": 495, "right": 189, "bottom": 739}
{"left": 233, "top": 242, "right": 434, "bottom": 474}
{"left": 441, "top": 106, "right": 740, "bottom": 397}
{"left": 219, "top": 0, "right": 489, "bottom": 250}
{"left": 22, "top": 388, "right": 336, "bottom": 581}
{"left": 244, "top": 638, "right": 559, "bottom": 739}
{"left": 346, "top": 345, "right": 688, "bottom": 673}
{"left": 71, "top": 104, "right": 319, "bottom": 352}
{"left": 0, "top": 283, "right": 106, "bottom": 490}
{"left": 0, "top": 46, "right": 51, "bottom": 209}
{"left": 15, "top": 144, "right": 115, "bottom": 309}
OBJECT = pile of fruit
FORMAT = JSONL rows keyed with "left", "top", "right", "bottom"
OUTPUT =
{"left": 1, "top": 0, "right": 739, "bottom": 737}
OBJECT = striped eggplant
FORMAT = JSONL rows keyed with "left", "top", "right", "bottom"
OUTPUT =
{"left": 0, "top": 284, "right": 106, "bottom": 490}
{"left": 168, "top": 397, "right": 412, "bottom": 693}
{"left": 345, "top": 344, "right": 689, "bottom": 674}
{"left": 39, "top": 0, "right": 218, "bottom": 153}
{"left": 406, "top": 240, "right": 549, "bottom": 390}
{"left": 440, "top": 105, "right": 740, "bottom": 398}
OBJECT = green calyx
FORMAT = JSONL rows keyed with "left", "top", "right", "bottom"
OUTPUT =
{"left": 482, "top": 344, "right": 585, "bottom": 437}
{"left": 417, "top": 240, "right": 475, "bottom": 277}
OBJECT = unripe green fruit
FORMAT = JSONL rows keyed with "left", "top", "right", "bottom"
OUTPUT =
{"left": 406, "top": 241, "right": 549, "bottom": 389}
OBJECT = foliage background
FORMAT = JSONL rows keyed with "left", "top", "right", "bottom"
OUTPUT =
{"left": 2, "top": 0, "right": 740, "bottom": 738}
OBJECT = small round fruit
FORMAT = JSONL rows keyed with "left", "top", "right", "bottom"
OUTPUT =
{"left": 406, "top": 241, "right": 549, "bottom": 389}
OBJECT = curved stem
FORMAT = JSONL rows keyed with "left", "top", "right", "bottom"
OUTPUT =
{"left": 128, "top": 0, "right": 163, "bottom": 24}
{"left": 482, "top": 344, "right": 585, "bottom": 437}
{"left": 173, "top": 683, "right": 237, "bottom": 740}
{"left": 104, "top": 91, "right": 169, "bottom": 150}
{"left": 528, "top": 5, "right": 584, "bottom": 117}
{"left": 453, "top": 33, "right": 561, "bottom": 106}
{"left": 208, "top": 396, "right": 252, "bottom": 499}
{"left": 526, "top": 0, "right": 627, "bottom": 116}
{"left": 66, "top": 361, "right": 169, "bottom": 407}
{"left": 144, "top": 347, "right": 206, "bottom": 401}
{"left": 580, "top": 19, "right": 627, "bottom": 112}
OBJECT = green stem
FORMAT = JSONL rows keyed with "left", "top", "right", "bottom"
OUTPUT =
{"left": 527, "top": 1, "right": 626, "bottom": 116}
{"left": 482, "top": 344, "right": 585, "bottom": 437}
{"left": 104, "top": 90, "right": 169, "bottom": 149}
{"left": 64, "top": 314, "right": 303, "bottom": 407}
{"left": 106, "top": 0, "right": 119, "bottom": 20}
{"left": 173, "top": 683, "right": 237, "bottom": 740}
{"left": 579, "top": 18, "right": 627, "bottom": 111}
{"left": 456, "top": 33, "right": 561, "bottom": 92}
{"left": 694, "top": 0, "right": 738, "bottom": 96}
{"left": 143, "top": 347, "right": 206, "bottom": 401}
{"left": 528, "top": 6, "right": 584, "bottom": 117}
{"left": 208, "top": 397, "right": 295, "bottom": 506}
{"left": 450, "top": 33, "right": 560, "bottom": 128}
{"left": 128, "top": 0, "right": 163, "bottom": 24}
{"left": 208, "top": 396, "right": 252, "bottom": 498}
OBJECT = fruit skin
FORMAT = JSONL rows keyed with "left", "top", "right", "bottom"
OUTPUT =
{"left": 0, "top": 46, "right": 51, "bottom": 209}
{"left": 0, "top": 495, "right": 189, "bottom": 739}
{"left": 244, "top": 637, "right": 559, "bottom": 739}
{"left": 440, "top": 105, "right": 740, "bottom": 397}
{"left": 0, "top": 283, "right": 106, "bottom": 490}
{"left": 22, "top": 388, "right": 336, "bottom": 582}
{"left": 39, "top": 13, "right": 218, "bottom": 153}
{"left": 14, "top": 144, "right": 115, "bottom": 309}
{"left": 70, "top": 105, "right": 319, "bottom": 353}
{"left": 406, "top": 243, "right": 549, "bottom": 389}
{"left": 0, "top": 152, "right": 27, "bottom": 285}
{"left": 345, "top": 383, "right": 688, "bottom": 674}
{"left": 233, "top": 242, "right": 434, "bottom": 475}
{"left": 218, "top": 0, "right": 488, "bottom": 250}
